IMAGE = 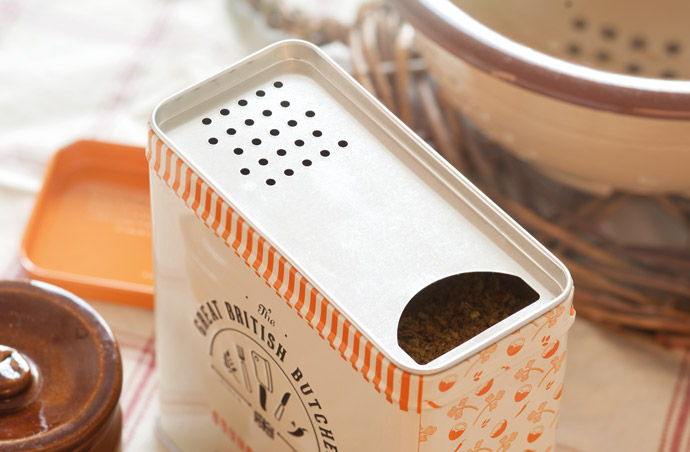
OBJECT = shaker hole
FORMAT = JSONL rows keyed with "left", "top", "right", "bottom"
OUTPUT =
{"left": 281, "top": 101, "right": 290, "bottom": 107}
{"left": 601, "top": 26, "right": 617, "bottom": 40}
{"left": 245, "top": 119, "right": 254, "bottom": 126}
{"left": 240, "top": 168, "right": 250, "bottom": 175}
{"left": 252, "top": 138, "right": 262, "bottom": 146}
{"left": 302, "top": 159, "right": 312, "bottom": 166}
{"left": 202, "top": 118, "right": 212, "bottom": 125}
{"left": 571, "top": 17, "right": 587, "bottom": 30}
{"left": 284, "top": 169, "right": 294, "bottom": 176}
{"left": 288, "top": 120, "right": 297, "bottom": 127}
{"left": 238, "top": 99, "right": 248, "bottom": 106}
{"left": 208, "top": 137, "right": 218, "bottom": 145}
{"left": 256, "top": 90, "right": 266, "bottom": 97}
{"left": 312, "top": 130, "right": 322, "bottom": 137}
{"left": 338, "top": 140, "right": 348, "bottom": 147}
{"left": 630, "top": 36, "right": 646, "bottom": 50}
{"left": 305, "top": 110, "right": 315, "bottom": 117}
{"left": 226, "top": 128, "right": 236, "bottom": 135}
{"left": 276, "top": 149, "right": 287, "bottom": 156}
{"left": 274, "top": 81, "right": 283, "bottom": 88}
{"left": 270, "top": 129, "right": 280, "bottom": 136}
{"left": 266, "top": 178, "right": 276, "bottom": 186}
{"left": 295, "top": 139, "right": 304, "bottom": 147}
{"left": 665, "top": 41, "right": 681, "bottom": 55}
{"left": 234, "top": 147, "right": 244, "bottom": 155}
{"left": 259, "top": 158, "right": 268, "bottom": 166}
{"left": 263, "top": 110, "right": 272, "bottom": 117}
{"left": 320, "top": 150, "right": 330, "bottom": 157}
{"left": 220, "top": 108, "right": 230, "bottom": 116}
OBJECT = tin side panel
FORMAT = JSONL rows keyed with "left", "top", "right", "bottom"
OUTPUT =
{"left": 152, "top": 41, "right": 571, "bottom": 371}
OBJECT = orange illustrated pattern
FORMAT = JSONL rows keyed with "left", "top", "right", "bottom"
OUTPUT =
{"left": 148, "top": 129, "right": 575, "bottom": 450}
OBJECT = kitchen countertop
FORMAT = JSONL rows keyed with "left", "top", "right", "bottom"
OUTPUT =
{"left": 0, "top": 1, "right": 688, "bottom": 450}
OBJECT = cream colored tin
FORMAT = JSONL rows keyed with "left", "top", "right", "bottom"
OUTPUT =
{"left": 148, "top": 40, "right": 574, "bottom": 452}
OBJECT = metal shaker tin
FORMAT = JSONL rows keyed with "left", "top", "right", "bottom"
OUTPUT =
{"left": 148, "top": 40, "right": 574, "bottom": 452}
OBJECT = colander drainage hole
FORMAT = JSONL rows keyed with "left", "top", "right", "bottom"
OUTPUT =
{"left": 220, "top": 108, "right": 229, "bottom": 116}
{"left": 238, "top": 99, "right": 248, "bottom": 106}
{"left": 240, "top": 168, "right": 250, "bottom": 175}
{"left": 252, "top": 138, "right": 262, "bottom": 146}
{"left": 601, "top": 26, "right": 617, "bottom": 40}
{"left": 288, "top": 120, "right": 297, "bottom": 127}
{"left": 259, "top": 158, "right": 268, "bottom": 166}
{"left": 234, "top": 147, "right": 244, "bottom": 155}
{"left": 312, "top": 130, "right": 322, "bottom": 137}
{"left": 630, "top": 37, "right": 646, "bottom": 51}
{"left": 266, "top": 178, "right": 276, "bottom": 186}
{"left": 274, "top": 81, "right": 283, "bottom": 88}
{"left": 202, "top": 117, "right": 212, "bottom": 125}
{"left": 595, "top": 50, "right": 610, "bottom": 62}
{"left": 277, "top": 149, "right": 287, "bottom": 156}
{"left": 626, "top": 63, "right": 641, "bottom": 74}
{"left": 284, "top": 169, "right": 294, "bottom": 176}
{"left": 256, "top": 90, "right": 266, "bottom": 97}
{"left": 208, "top": 137, "right": 218, "bottom": 145}
{"left": 571, "top": 17, "right": 587, "bottom": 30}
{"left": 281, "top": 101, "right": 290, "bottom": 107}
{"left": 270, "top": 129, "right": 280, "bottom": 136}
{"left": 295, "top": 139, "right": 304, "bottom": 147}
{"left": 302, "top": 159, "right": 312, "bottom": 167}
{"left": 227, "top": 128, "right": 236, "bottom": 135}
{"left": 666, "top": 42, "right": 681, "bottom": 56}
{"left": 263, "top": 110, "right": 272, "bottom": 117}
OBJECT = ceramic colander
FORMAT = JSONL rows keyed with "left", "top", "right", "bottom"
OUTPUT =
{"left": 393, "top": 0, "right": 690, "bottom": 195}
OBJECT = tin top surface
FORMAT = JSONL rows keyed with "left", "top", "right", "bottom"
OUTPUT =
{"left": 151, "top": 40, "right": 572, "bottom": 374}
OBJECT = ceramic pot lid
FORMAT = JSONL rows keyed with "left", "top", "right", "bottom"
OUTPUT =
{"left": 0, "top": 280, "right": 122, "bottom": 452}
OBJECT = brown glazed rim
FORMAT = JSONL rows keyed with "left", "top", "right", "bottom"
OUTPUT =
{"left": 393, "top": 0, "right": 690, "bottom": 120}
{"left": 0, "top": 280, "right": 122, "bottom": 452}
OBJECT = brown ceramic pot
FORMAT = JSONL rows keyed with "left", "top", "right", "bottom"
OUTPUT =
{"left": 0, "top": 280, "right": 122, "bottom": 452}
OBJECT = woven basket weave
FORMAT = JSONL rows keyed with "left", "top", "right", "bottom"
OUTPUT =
{"left": 242, "top": 0, "right": 690, "bottom": 348}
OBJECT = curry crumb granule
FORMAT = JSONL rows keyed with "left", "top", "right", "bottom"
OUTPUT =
{"left": 397, "top": 272, "right": 539, "bottom": 365}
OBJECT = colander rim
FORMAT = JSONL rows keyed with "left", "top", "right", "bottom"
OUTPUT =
{"left": 393, "top": 0, "right": 690, "bottom": 120}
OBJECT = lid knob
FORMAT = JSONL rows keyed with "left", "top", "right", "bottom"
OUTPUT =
{"left": 0, "top": 345, "right": 33, "bottom": 402}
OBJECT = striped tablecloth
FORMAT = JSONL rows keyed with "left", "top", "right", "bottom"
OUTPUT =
{"left": 1, "top": 0, "right": 688, "bottom": 450}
